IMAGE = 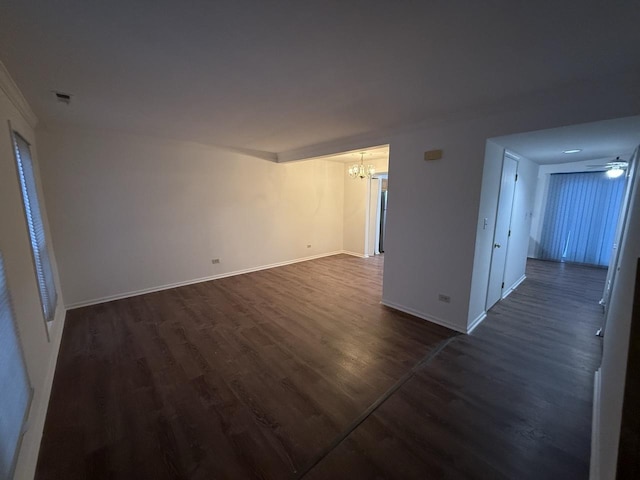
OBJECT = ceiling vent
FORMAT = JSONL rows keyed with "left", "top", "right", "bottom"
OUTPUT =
{"left": 53, "top": 91, "right": 72, "bottom": 105}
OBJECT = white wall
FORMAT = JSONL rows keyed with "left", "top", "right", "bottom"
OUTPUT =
{"left": 382, "top": 122, "right": 489, "bottom": 333}
{"left": 596, "top": 147, "right": 640, "bottom": 479}
{"left": 503, "top": 153, "right": 538, "bottom": 295}
{"left": 37, "top": 127, "right": 345, "bottom": 307}
{"left": 0, "top": 66, "right": 65, "bottom": 480}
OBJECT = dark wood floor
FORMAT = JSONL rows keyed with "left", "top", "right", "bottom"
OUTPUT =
{"left": 36, "top": 255, "right": 605, "bottom": 479}
{"left": 306, "top": 259, "right": 606, "bottom": 480}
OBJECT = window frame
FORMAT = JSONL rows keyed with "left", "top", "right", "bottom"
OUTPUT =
{"left": 10, "top": 126, "right": 58, "bottom": 330}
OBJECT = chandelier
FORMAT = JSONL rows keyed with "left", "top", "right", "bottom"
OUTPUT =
{"left": 348, "top": 152, "right": 375, "bottom": 179}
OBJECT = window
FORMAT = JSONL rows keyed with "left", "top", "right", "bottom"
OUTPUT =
{"left": 0, "top": 253, "right": 33, "bottom": 479}
{"left": 538, "top": 171, "right": 626, "bottom": 266}
{"left": 12, "top": 131, "right": 57, "bottom": 322}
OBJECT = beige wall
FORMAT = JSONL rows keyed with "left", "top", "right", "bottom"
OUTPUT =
{"left": 342, "top": 172, "right": 367, "bottom": 255}
{"left": 37, "top": 127, "right": 346, "bottom": 307}
{"left": 0, "top": 73, "right": 65, "bottom": 479}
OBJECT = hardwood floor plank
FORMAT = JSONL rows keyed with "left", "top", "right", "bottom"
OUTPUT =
{"left": 306, "top": 259, "right": 605, "bottom": 480}
{"left": 36, "top": 256, "right": 604, "bottom": 479}
{"left": 36, "top": 254, "right": 453, "bottom": 479}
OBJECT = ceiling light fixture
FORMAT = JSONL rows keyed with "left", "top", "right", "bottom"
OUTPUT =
{"left": 606, "top": 167, "right": 625, "bottom": 179}
{"left": 586, "top": 156, "right": 628, "bottom": 178}
{"left": 563, "top": 149, "right": 582, "bottom": 154}
{"left": 348, "top": 152, "right": 375, "bottom": 179}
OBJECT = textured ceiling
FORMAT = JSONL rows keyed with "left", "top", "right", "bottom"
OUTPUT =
{"left": 1, "top": 1, "right": 639, "bottom": 155}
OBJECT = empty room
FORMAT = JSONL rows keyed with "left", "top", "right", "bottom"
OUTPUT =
{"left": 1, "top": 2, "right": 640, "bottom": 479}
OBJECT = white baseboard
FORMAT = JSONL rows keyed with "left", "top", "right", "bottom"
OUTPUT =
{"left": 67, "top": 251, "right": 348, "bottom": 309}
{"left": 380, "top": 299, "right": 466, "bottom": 334}
{"left": 467, "top": 311, "right": 487, "bottom": 334}
{"left": 502, "top": 274, "right": 526, "bottom": 300}
{"left": 341, "top": 250, "right": 367, "bottom": 258}
{"left": 590, "top": 368, "right": 602, "bottom": 480}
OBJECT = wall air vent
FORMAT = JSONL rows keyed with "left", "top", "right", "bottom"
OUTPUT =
{"left": 53, "top": 91, "right": 72, "bottom": 105}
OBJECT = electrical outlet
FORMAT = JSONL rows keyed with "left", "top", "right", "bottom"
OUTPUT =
{"left": 306, "top": 244, "right": 312, "bottom": 248}
{"left": 211, "top": 258, "right": 220, "bottom": 264}
{"left": 438, "top": 294, "right": 451, "bottom": 303}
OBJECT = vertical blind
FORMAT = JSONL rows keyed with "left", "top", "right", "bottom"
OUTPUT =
{"left": 12, "top": 131, "right": 57, "bottom": 322}
{"left": 538, "top": 171, "right": 625, "bottom": 266}
{"left": 0, "top": 253, "right": 33, "bottom": 479}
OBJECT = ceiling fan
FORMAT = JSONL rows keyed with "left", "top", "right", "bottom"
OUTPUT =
{"left": 586, "top": 156, "right": 628, "bottom": 178}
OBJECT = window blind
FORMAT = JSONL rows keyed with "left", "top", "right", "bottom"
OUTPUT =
{"left": 538, "top": 171, "right": 625, "bottom": 266}
{"left": 12, "top": 131, "right": 57, "bottom": 322}
{"left": 0, "top": 253, "right": 33, "bottom": 479}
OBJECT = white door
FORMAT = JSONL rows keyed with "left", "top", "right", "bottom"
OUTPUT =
{"left": 486, "top": 154, "right": 519, "bottom": 310}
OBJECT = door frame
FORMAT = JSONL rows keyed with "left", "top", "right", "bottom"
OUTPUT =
{"left": 598, "top": 146, "right": 639, "bottom": 336}
{"left": 485, "top": 151, "right": 519, "bottom": 311}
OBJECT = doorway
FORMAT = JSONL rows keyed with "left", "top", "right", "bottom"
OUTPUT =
{"left": 472, "top": 117, "right": 640, "bottom": 480}
{"left": 306, "top": 145, "right": 389, "bottom": 257}
{"left": 379, "top": 186, "right": 388, "bottom": 253}
{"left": 369, "top": 173, "right": 388, "bottom": 256}
{"left": 475, "top": 117, "right": 640, "bottom": 325}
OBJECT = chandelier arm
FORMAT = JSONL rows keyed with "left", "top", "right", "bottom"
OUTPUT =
{"left": 347, "top": 152, "right": 375, "bottom": 179}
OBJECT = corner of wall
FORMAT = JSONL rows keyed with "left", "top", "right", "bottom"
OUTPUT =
{"left": 467, "top": 311, "right": 487, "bottom": 334}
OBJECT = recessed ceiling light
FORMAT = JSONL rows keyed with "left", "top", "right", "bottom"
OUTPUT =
{"left": 563, "top": 149, "right": 582, "bottom": 154}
